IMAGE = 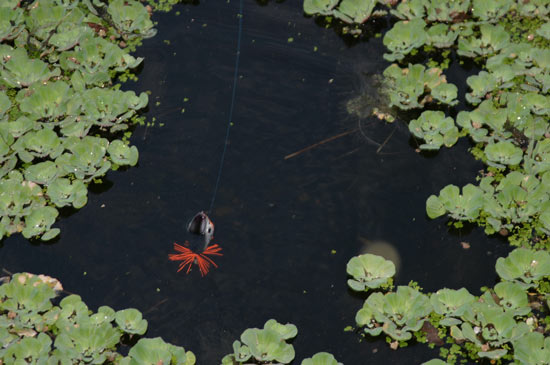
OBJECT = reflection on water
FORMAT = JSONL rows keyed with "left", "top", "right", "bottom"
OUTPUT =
{"left": 358, "top": 238, "right": 402, "bottom": 277}
{"left": 0, "top": 1, "right": 514, "bottom": 364}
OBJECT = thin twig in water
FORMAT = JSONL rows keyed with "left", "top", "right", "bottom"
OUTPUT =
{"left": 284, "top": 128, "right": 358, "bottom": 160}
{"left": 357, "top": 118, "right": 381, "bottom": 148}
{"left": 333, "top": 146, "right": 364, "bottom": 160}
{"left": 376, "top": 123, "right": 398, "bottom": 154}
{"left": 143, "top": 298, "right": 169, "bottom": 315}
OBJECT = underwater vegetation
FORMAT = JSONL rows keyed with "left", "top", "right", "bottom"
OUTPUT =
{"left": 304, "top": 0, "right": 550, "bottom": 363}
{"left": 0, "top": 0, "right": 153, "bottom": 241}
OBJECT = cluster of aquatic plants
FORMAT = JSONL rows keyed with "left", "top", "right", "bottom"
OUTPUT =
{"left": 221, "top": 319, "right": 341, "bottom": 365}
{"left": 0, "top": 272, "right": 196, "bottom": 364}
{"left": 0, "top": 0, "right": 154, "bottom": 241}
{"left": 303, "top": 0, "right": 390, "bottom": 25}
{"left": 348, "top": 249, "right": 550, "bottom": 363}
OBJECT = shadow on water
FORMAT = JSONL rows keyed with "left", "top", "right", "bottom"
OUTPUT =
{"left": 0, "top": 1, "right": 513, "bottom": 364}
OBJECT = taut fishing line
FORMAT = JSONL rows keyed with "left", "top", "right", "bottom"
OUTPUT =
{"left": 169, "top": 0, "right": 244, "bottom": 276}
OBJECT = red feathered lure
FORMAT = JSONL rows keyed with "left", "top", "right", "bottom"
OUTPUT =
{"left": 169, "top": 212, "right": 222, "bottom": 276}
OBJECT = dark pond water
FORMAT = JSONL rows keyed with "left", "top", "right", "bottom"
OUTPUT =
{"left": 0, "top": 1, "right": 514, "bottom": 363}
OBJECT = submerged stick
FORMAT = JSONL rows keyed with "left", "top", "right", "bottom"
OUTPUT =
{"left": 284, "top": 128, "right": 358, "bottom": 160}
{"left": 376, "top": 123, "right": 398, "bottom": 154}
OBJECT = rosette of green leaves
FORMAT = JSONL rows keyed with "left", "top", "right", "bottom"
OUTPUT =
{"left": 355, "top": 286, "right": 432, "bottom": 341}
{"left": 12, "top": 129, "right": 64, "bottom": 164}
{"left": 0, "top": 274, "right": 57, "bottom": 335}
{"left": 56, "top": 136, "right": 111, "bottom": 182}
{"left": 426, "top": 24, "right": 458, "bottom": 48}
{"left": 0, "top": 274, "right": 195, "bottom": 363}
{"left": 383, "top": 64, "right": 457, "bottom": 110}
{"left": 108, "top": 0, "right": 157, "bottom": 39}
{"left": 346, "top": 253, "right": 395, "bottom": 291}
{"left": 458, "top": 24, "right": 510, "bottom": 58}
{"left": 2, "top": 333, "right": 52, "bottom": 363}
{"left": 24, "top": 161, "right": 60, "bottom": 186}
{"left": 0, "top": 171, "right": 49, "bottom": 240}
{"left": 79, "top": 88, "right": 148, "bottom": 132}
{"left": 465, "top": 71, "right": 498, "bottom": 105}
{"left": 121, "top": 337, "right": 196, "bottom": 365}
{"left": 472, "top": 0, "right": 513, "bottom": 21}
{"left": 303, "top": 0, "right": 339, "bottom": 16}
{"left": 59, "top": 36, "right": 144, "bottom": 87}
{"left": 47, "top": 178, "right": 88, "bottom": 209}
{"left": 303, "top": 0, "right": 378, "bottom": 24}
{"left": 456, "top": 100, "right": 509, "bottom": 143}
{"left": 484, "top": 141, "right": 523, "bottom": 168}
{"left": 53, "top": 316, "right": 121, "bottom": 363}
{"left": 333, "top": 0, "right": 378, "bottom": 24}
{"left": 390, "top": 0, "right": 427, "bottom": 20}
{"left": 495, "top": 247, "right": 550, "bottom": 288}
{"left": 518, "top": 0, "right": 550, "bottom": 17}
{"left": 450, "top": 299, "right": 529, "bottom": 360}
{"left": 0, "top": 5, "right": 24, "bottom": 42}
{"left": 409, "top": 111, "right": 458, "bottom": 150}
{"left": 493, "top": 281, "right": 531, "bottom": 316}
{"left": 0, "top": 46, "right": 60, "bottom": 88}
{"left": 222, "top": 319, "right": 297, "bottom": 364}
{"left": 480, "top": 172, "right": 547, "bottom": 234}
{"left": 301, "top": 352, "right": 342, "bottom": 365}
{"left": 22, "top": 206, "right": 59, "bottom": 240}
{"left": 426, "top": 183, "right": 484, "bottom": 221}
{"left": 422, "top": 360, "right": 448, "bottom": 365}
{"left": 513, "top": 332, "right": 550, "bottom": 365}
{"left": 16, "top": 81, "right": 74, "bottom": 120}
{"left": 115, "top": 308, "right": 148, "bottom": 335}
{"left": 383, "top": 19, "right": 426, "bottom": 61}
{"left": 523, "top": 92, "right": 550, "bottom": 116}
{"left": 425, "top": 0, "right": 470, "bottom": 22}
{"left": 430, "top": 288, "right": 475, "bottom": 326}
{"left": 108, "top": 140, "right": 139, "bottom": 166}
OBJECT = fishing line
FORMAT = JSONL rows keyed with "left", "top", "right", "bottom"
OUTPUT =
{"left": 208, "top": 0, "right": 244, "bottom": 214}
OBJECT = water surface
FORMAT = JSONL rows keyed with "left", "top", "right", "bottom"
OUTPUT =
{"left": 0, "top": 1, "right": 512, "bottom": 363}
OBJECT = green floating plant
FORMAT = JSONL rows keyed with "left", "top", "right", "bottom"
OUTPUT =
{"left": 222, "top": 319, "right": 298, "bottom": 365}
{"left": 301, "top": 352, "right": 342, "bottom": 365}
{"left": 430, "top": 288, "right": 476, "bottom": 326}
{"left": 333, "top": 0, "right": 378, "bottom": 24}
{"left": 458, "top": 24, "right": 511, "bottom": 58}
{"left": 383, "top": 63, "right": 458, "bottom": 110}
{"left": 108, "top": 0, "right": 157, "bottom": 39}
{"left": 450, "top": 294, "right": 530, "bottom": 360}
{"left": 408, "top": 110, "right": 458, "bottom": 150}
{"left": 383, "top": 19, "right": 427, "bottom": 61}
{"left": 121, "top": 337, "right": 196, "bottom": 365}
{"left": 513, "top": 332, "right": 550, "bottom": 364}
{"left": 471, "top": 0, "right": 514, "bottom": 21}
{"left": 0, "top": 273, "right": 196, "bottom": 364}
{"left": 495, "top": 247, "right": 550, "bottom": 288}
{"left": 0, "top": 0, "right": 151, "bottom": 240}
{"left": 346, "top": 253, "right": 395, "bottom": 291}
{"left": 303, "top": 0, "right": 339, "bottom": 16}
{"left": 484, "top": 140, "right": 524, "bottom": 168}
{"left": 303, "top": 0, "right": 384, "bottom": 30}
{"left": 425, "top": 184, "right": 484, "bottom": 221}
{"left": 115, "top": 308, "right": 148, "bottom": 335}
{"left": 355, "top": 286, "right": 432, "bottom": 341}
